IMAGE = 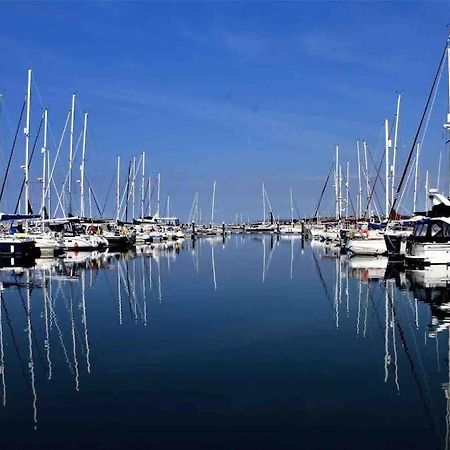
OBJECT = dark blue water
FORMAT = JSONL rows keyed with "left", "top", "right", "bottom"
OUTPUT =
{"left": 0, "top": 235, "right": 448, "bottom": 449}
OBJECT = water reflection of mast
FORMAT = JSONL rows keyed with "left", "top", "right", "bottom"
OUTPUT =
{"left": 157, "top": 256, "right": 162, "bottom": 303}
{"left": 211, "top": 243, "right": 217, "bottom": 291}
{"left": 290, "top": 238, "right": 294, "bottom": 280}
{"left": 384, "top": 286, "right": 390, "bottom": 383}
{"left": 445, "top": 330, "right": 450, "bottom": 450}
{"left": 0, "top": 291, "right": 6, "bottom": 407}
{"left": 26, "top": 274, "right": 38, "bottom": 428}
{"left": 357, "top": 276, "right": 362, "bottom": 336}
{"left": 69, "top": 285, "right": 80, "bottom": 391}
{"left": 334, "top": 257, "right": 341, "bottom": 329}
{"left": 262, "top": 237, "right": 266, "bottom": 283}
{"left": 141, "top": 255, "right": 147, "bottom": 326}
{"left": 43, "top": 271, "right": 52, "bottom": 380}
{"left": 391, "top": 282, "right": 400, "bottom": 393}
{"left": 81, "top": 270, "right": 91, "bottom": 374}
{"left": 117, "top": 260, "right": 123, "bottom": 325}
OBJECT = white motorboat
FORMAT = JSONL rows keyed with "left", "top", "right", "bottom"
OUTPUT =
{"left": 405, "top": 217, "right": 450, "bottom": 266}
{"left": 62, "top": 234, "right": 106, "bottom": 250}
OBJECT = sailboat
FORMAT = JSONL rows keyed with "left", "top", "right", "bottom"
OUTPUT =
{"left": 404, "top": 36, "right": 450, "bottom": 265}
{"left": 278, "top": 188, "right": 303, "bottom": 234}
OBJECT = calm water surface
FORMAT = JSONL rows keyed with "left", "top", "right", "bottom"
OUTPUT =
{"left": 0, "top": 235, "right": 449, "bottom": 449}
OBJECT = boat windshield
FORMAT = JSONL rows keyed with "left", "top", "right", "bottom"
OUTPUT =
{"left": 430, "top": 221, "right": 450, "bottom": 237}
{"left": 413, "top": 223, "right": 427, "bottom": 237}
{"left": 413, "top": 221, "right": 450, "bottom": 237}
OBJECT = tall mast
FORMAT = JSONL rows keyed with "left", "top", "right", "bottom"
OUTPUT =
{"left": 356, "top": 140, "right": 362, "bottom": 219}
{"left": 211, "top": 180, "right": 216, "bottom": 224}
{"left": 140, "top": 151, "right": 145, "bottom": 219}
{"left": 24, "top": 69, "right": 32, "bottom": 218}
{"left": 80, "top": 112, "right": 88, "bottom": 217}
{"left": 338, "top": 163, "right": 342, "bottom": 221}
{"left": 68, "top": 94, "right": 75, "bottom": 215}
{"left": 425, "top": 170, "right": 429, "bottom": 214}
{"left": 446, "top": 44, "right": 450, "bottom": 196}
{"left": 47, "top": 148, "right": 51, "bottom": 214}
{"left": 131, "top": 156, "right": 136, "bottom": 219}
{"left": 385, "top": 118, "right": 390, "bottom": 219}
{"left": 262, "top": 182, "right": 266, "bottom": 224}
{"left": 391, "top": 93, "right": 401, "bottom": 207}
{"left": 147, "top": 177, "right": 151, "bottom": 216}
{"left": 166, "top": 195, "right": 170, "bottom": 217}
{"left": 156, "top": 173, "right": 161, "bottom": 217}
{"left": 363, "top": 140, "right": 370, "bottom": 217}
{"left": 335, "top": 145, "right": 339, "bottom": 220}
{"left": 116, "top": 156, "right": 120, "bottom": 221}
{"left": 438, "top": 150, "right": 442, "bottom": 191}
{"left": 41, "top": 108, "right": 48, "bottom": 226}
{"left": 413, "top": 143, "right": 420, "bottom": 212}
{"left": 290, "top": 187, "right": 294, "bottom": 226}
{"left": 345, "top": 160, "right": 349, "bottom": 220}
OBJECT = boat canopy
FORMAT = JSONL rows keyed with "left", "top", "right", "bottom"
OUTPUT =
{"left": 0, "top": 213, "right": 40, "bottom": 222}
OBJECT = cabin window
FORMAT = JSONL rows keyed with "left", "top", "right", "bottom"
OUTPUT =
{"left": 431, "top": 223, "right": 442, "bottom": 237}
{"left": 413, "top": 224, "right": 427, "bottom": 237}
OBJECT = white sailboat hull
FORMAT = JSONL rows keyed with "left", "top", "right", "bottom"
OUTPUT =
{"left": 346, "top": 238, "right": 386, "bottom": 256}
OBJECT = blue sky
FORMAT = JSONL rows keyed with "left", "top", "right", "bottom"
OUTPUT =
{"left": 0, "top": 1, "right": 449, "bottom": 220}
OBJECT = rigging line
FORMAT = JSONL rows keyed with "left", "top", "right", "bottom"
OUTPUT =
{"left": 54, "top": 128, "right": 84, "bottom": 215}
{"left": 396, "top": 55, "right": 444, "bottom": 214}
{"left": 85, "top": 175, "right": 102, "bottom": 216}
{"left": 15, "top": 286, "right": 47, "bottom": 370}
{"left": 363, "top": 142, "right": 386, "bottom": 219}
{"left": 292, "top": 194, "right": 301, "bottom": 220}
{"left": 311, "top": 251, "right": 334, "bottom": 309}
{"left": 42, "top": 109, "right": 71, "bottom": 207}
{"left": 390, "top": 34, "right": 450, "bottom": 220}
{"left": 311, "top": 159, "right": 335, "bottom": 221}
{"left": 101, "top": 166, "right": 116, "bottom": 215}
{"left": 14, "top": 113, "right": 44, "bottom": 214}
{"left": 0, "top": 98, "right": 26, "bottom": 204}
{"left": 385, "top": 286, "right": 440, "bottom": 439}
{"left": 1, "top": 293, "right": 29, "bottom": 387}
